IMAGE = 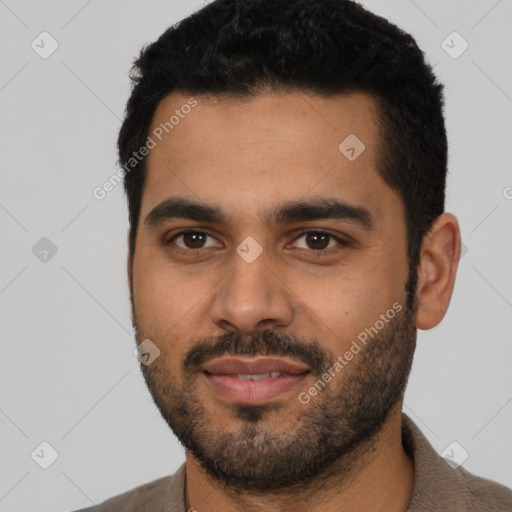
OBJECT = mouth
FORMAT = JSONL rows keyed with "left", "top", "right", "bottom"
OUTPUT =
{"left": 201, "top": 356, "right": 311, "bottom": 404}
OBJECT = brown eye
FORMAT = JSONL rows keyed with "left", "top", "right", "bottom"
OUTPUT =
{"left": 182, "top": 232, "right": 206, "bottom": 249}
{"left": 293, "top": 231, "right": 344, "bottom": 252}
{"left": 305, "top": 232, "right": 330, "bottom": 250}
{"left": 170, "top": 231, "right": 219, "bottom": 250}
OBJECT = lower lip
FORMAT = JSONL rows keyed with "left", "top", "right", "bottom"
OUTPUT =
{"left": 202, "top": 372, "right": 309, "bottom": 404}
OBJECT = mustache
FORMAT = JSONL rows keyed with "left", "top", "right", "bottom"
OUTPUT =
{"left": 182, "top": 329, "right": 332, "bottom": 376}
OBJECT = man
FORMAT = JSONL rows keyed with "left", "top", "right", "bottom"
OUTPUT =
{"left": 76, "top": 0, "right": 512, "bottom": 510}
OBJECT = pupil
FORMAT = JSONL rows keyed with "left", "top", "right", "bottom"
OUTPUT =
{"left": 185, "top": 232, "right": 205, "bottom": 248}
{"left": 307, "top": 233, "right": 328, "bottom": 250}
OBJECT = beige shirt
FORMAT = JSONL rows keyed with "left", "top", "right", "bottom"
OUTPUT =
{"left": 73, "top": 414, "right": 512, "bottom": 511}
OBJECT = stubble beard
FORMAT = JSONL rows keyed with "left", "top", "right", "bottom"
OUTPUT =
{"left": 131, "top": 294, "right": 418, "bottom": 494}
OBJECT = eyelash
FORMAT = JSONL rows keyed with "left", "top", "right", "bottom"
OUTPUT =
{"left": 165, "top": 229, "right": 348, "bottom": 255}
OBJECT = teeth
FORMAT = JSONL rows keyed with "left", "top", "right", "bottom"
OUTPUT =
{"left": 235, "top": 372, "right": 282, "bottom": 380}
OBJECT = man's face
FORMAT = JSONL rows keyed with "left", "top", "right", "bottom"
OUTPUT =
{"left": 130, "top": 91, "right": 417, "bottom": 490}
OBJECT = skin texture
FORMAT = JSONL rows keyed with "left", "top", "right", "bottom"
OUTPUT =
{"left": 128, "top": 90, "right": 461, "bottom": 512}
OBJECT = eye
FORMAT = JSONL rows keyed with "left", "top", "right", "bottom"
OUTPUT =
{"left": 292, "top": 231, "right": 345, "bottom": 252}
{"left": 166, "top": 229, "right": 347, "bottom": 254}
{"left": 169, "top": 230, "right": 220, "bottom": 250}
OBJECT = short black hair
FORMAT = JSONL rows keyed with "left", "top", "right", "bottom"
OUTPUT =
{"left": 118, "top": 0, "right": 447, "bottom": 308}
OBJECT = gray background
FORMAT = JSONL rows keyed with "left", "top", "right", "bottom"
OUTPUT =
{"left": 0, "top": 1, "right": 511, "bottom": 511}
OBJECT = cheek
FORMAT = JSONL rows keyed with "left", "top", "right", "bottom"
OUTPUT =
{"left": 291, "top": 263, "right": 404, "bottom": 348}
{"left": 132, "top": 254, "right": 217, "bottom": 343}
{"left": 353, "top": 257, "right": 409, "bottom": 332}
{"left": 278, "top": 269, "right": 364, "bottom": 352}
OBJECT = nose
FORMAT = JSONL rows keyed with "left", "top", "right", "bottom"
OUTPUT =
{"left": 209, "top": 249, "right": 294, "bottom": 334}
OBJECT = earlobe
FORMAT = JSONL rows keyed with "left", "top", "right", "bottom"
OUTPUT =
{"left": 415, "top": 213, "right": 461, "bottom": 330}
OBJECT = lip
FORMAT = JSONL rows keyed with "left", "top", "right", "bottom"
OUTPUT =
{"left": 202, "top": 356, "right": 310, "bottom": 375}
{"left": 202, "top": 356, "right": 310, "bottom": 404}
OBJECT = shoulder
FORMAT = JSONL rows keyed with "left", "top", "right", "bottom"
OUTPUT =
{"left": 402, "top": 414, "right": 512, "bottom": 511}
{"left": 70, "top": 463, "right": 186, "bottom": 512}
{"left": 457, "top": 467, "right": 512, "bottom": 510}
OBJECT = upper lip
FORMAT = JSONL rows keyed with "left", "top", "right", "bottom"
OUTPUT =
{"left": 202, "top": 356, "right": 310, "bottom": 375}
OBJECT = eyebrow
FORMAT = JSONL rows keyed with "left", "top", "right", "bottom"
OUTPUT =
{"left": 145, "top": 196, "right": 374, "bottom": 231}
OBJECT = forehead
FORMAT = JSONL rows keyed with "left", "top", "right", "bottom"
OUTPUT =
{"left": 148, "top": 89, "right": 380, "bottom": 161}
{"left": 141, "top": 90, "right": 400, "bottom": 229}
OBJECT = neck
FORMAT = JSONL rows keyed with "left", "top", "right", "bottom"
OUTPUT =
{"left": 184, "top": 405, "right": 414, "bottom": 512}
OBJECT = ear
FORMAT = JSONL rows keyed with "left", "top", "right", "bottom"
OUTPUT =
{"left": 415, "top": 213, "right": 461, "bottom": 330}
{"left": 127, "top": 230, "right": 133, "bottom": 296}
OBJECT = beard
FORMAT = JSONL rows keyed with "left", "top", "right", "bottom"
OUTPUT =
{"left": 131, "top": 296, "right": 417, "bottom": 494}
